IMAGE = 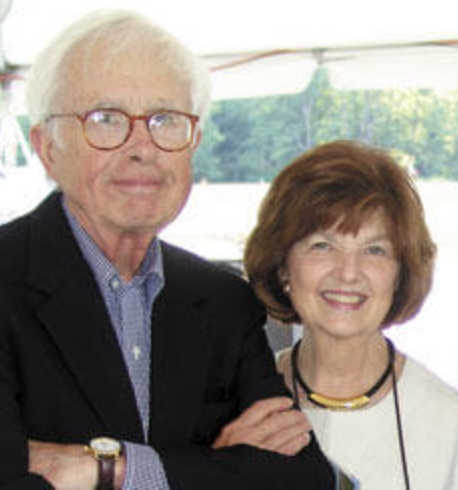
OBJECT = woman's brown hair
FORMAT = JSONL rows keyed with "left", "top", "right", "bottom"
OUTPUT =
{"left": 244, "top": 140, "right": 436, "bottom": 327}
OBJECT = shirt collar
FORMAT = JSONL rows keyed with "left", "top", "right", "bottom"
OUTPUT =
{"left": 61, "top": 196, "right": 164, "bottom": 300}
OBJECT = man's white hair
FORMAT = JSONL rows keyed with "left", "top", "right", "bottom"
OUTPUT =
{"left": 26, "top": 9, "right": 212, "bottom": 125}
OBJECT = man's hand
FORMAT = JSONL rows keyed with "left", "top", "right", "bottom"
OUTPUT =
{"left": 29, "top": 440, "right": 125, "bottom": 490}
{"left": 212, "top": 397, "right": 311, "bottom": 456}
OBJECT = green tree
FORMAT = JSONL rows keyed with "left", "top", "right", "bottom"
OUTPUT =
{"left": 192, "top": 68, "right": 458, "bottom": 182}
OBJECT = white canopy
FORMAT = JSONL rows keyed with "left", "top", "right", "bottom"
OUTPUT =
{"left": 1, "top": 0, "right": 458, "bottom": 97}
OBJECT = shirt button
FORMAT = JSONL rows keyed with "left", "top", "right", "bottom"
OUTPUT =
{"left": 133, "top": 346, "right": 142, "bottom": 360}
{"left": 110, "top": 277, "right": 121, "bottom": 291}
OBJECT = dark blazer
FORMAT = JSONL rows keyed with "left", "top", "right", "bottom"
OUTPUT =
{"left": 0, "top": 192, "right": 334, "bottom": 489}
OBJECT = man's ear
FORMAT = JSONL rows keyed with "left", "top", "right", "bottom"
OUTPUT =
{"left": 191, "top": 127, "right": 202, "bottom": 152}
{"left": 30, "top": 125, "right": 58, "bottom": 179}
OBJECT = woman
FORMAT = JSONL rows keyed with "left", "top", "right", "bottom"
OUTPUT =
{"left": 244, "top": 140, "right": 458, "bottom": 489}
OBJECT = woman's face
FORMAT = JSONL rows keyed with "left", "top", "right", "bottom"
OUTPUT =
{"left": 284, "top": 210, "right": 399, "bottom": 340}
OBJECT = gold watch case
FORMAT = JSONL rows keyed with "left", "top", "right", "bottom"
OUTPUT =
{"left": 88, "top": 437, "right": 122, "bottom": 460}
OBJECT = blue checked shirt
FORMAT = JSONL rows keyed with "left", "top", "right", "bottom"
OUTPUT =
{"left": 63, "top": 199, "right": 170, "bottom": 490}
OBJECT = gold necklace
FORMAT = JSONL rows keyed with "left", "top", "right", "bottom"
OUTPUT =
{"left": 291, "top": 338, "right": 395, "bottom": 410}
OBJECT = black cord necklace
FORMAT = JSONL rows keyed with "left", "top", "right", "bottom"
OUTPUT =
{"left": 291, "top": 337, "right": 394, "bottom": 409}
{"left": 391, "top": 355, "right": 411, "bottom": 490}
{"left": 290, "top": 336, "right": 411, "bottom": 489}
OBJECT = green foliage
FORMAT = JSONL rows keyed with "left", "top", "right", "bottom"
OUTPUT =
{"left": 194, "top": 68, "right": 458, "bottom": 182}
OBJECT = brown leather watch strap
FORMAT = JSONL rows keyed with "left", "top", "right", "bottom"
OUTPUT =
{"left": 96, "top": 456, "right": 115, "bottom": 490}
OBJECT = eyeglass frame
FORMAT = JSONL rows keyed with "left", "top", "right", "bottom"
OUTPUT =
{"left": 44, "top": 108, "right": 200, "bottom": 152}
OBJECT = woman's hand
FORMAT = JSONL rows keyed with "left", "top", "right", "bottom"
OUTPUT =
{"left": 212, "top": 397, "right": 311, "bottom": 456}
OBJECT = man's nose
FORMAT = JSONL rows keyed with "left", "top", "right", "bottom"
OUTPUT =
{"left": 125, "top": 119, "right": 160, "bottom": 159}
{"left": 129, "top": 118, "right": 154, "bottom": 145}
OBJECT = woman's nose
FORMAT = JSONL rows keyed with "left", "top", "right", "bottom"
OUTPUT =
{"left": 336, "top": 251, "right": 362, "bottom": 283}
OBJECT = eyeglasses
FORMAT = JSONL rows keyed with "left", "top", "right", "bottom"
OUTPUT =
{"left": 45, "top": 108, "right": 200, "bottom": 152}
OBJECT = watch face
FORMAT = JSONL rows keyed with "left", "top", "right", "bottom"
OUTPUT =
{"left": 90, "top": 437, "right": 121, "bottom": 457}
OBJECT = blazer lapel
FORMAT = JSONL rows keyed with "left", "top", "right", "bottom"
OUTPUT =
{"left": 27, "top": 194, "right": 144, "bottom": 441}
{"left": 149, "top": 245, "right": 210, "bottom": 444}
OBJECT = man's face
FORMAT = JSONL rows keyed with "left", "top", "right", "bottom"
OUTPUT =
{"left": 35, "top": 40, "right": 200, "bottom": 241}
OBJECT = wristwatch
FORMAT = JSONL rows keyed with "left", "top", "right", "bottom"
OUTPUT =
{"left": 86, "top": 437, "right": 122, "bottom": 490}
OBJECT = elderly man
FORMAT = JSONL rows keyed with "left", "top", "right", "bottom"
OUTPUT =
{"left": 0, "top": 10, "right": 336, "bottom": 490}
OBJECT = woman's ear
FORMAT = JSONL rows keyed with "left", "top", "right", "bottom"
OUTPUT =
{"left": 278, "top": 267, "right": 290, "bottom": 295}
